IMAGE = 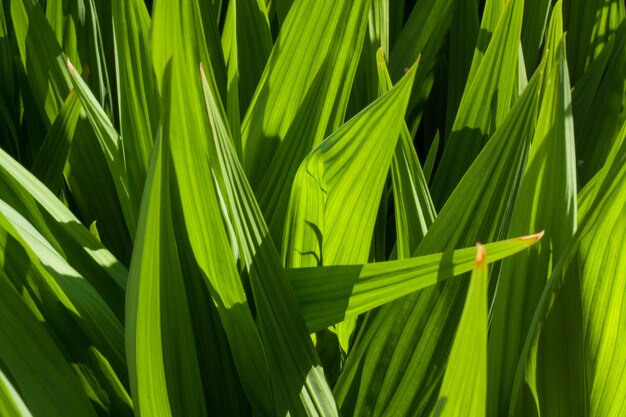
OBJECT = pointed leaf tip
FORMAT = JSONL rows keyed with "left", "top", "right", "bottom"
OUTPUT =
{"left": 518, "top": 230, "right": 545, "bottom": 241}
{"left": 475, "top": 243, "right": 486, "bottom": 267}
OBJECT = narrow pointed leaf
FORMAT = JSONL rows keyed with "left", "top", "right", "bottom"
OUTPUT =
{"left": 201, "top": 60, "right": 342, "bottom": 417}
{"left": 289, "top": 233, "right": 542, "bottom": 333}
{"left": 488, "top": 32, "right": 577, "bottom": 417}
{"left": 434, "top": 244, "right": 489, "bottom": 417}
{"left": 335, "top": 61, "right": 544, "bottom": 417}
{"left": 112, "top": 0, "right": 160, "bottom": 210}
{"left": 31, "top": 89, "right": 81, "bottom": 193}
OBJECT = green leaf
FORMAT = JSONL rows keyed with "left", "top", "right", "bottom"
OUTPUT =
{"left": 45, "top": 0, "right": 113, "bottom": 116}
{"left": 31, "top": 89, "right": 81, "bottom": 194}
{"left": 375, "top": 52, "right": 436, "bottom": 259}
{"left": 0, "top": 199, "right": 127, "bottom": 391}
{"left": 150, "top": 0, "right": 227, "bottom": 102}
{"left": 575, "top": 23, "right": 626, "bottom": 184}
{"left": 423, "top": 131, "right": 439, "bottom": 183}
{"left": 66, "top": 60, "right": 137, "bottom": 238}
{"left": 10, "top": 0, "right": 131, "bottom": 261}
{"left": 0, "top": 147, "right": 127, "bottom": 320}
{"left": 565, "top": 0, "right": 625, "bottom": 83}
{"left": 430, "top": 0, "right": 524, "bottom": 207}
{"left": 0, "top": 273, "right": 98, "bottom": 417}
{"left": 578, "top": 119, "right": 626, "bottom": 222}
{"left": 283, "top": 62, "right": 416, "bottom": 268}
{"left": 221, "top": 0, "right": 272, "bottom": 117}
{"left": 289, "top": 233, "right": 543, "bottom": 333}
{"left": 0, "top": 368, "right": 34, "bottom": 417}
{"left": 488, "top": 32, "right": 577, "bottom": 417}
{"left": 126, "top": 109, "right": 208, "bottom": 417}
{"left": 112, "top": 0, "right": 160, "bottom": 214}
{"left": 200, "top": 59, "right": 343, "bottom": 416}
{"left": 520, "top": 0, "right": 552, "bottom": 72}
{"left": 433, "top": 244, "right": 488, "bottom": 417}
{"left": 445, "top": 0, "right": 479, "bottom": 137}
{"left": 334, "top": 58, "right": 544, "bottom": 417}
{"left": 388, "top": 0, "right": 453, "bottom": 133}
{"left": 243, "top": 0, "right": 370, "bottom": 246}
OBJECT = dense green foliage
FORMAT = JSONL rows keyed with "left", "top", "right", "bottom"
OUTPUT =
{"left": 0, "top": 0, "right": 625, "bottom": 416}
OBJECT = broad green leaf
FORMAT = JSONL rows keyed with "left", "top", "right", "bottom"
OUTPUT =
{"left": 0, "top": 273, "right": 98, "bottom": 417}
{"left": 283, "top": 59, "right": 415, "bottom": 355}
{"left": 335, "top": 60, "right": 544, "bottom": 417}
{"left": 201, "top": 60, "right": 343, "bottom": 416}
{"left": 433, "top": 244, "right": 488, "bottom": 417}
{"left": 112, "top": 0, "right": 160, "bottom": 214}
{"left": 149, "top": 4, "right": 278, "bottom": 413}
{"left": 125, "top": 64, "right": 248, "bottom": 416}
{"left": 0, "top": 369, "right": 34, "bottom": 417}
{"left": 488, "top": 33, "right": 577, "bottom": 417}
{"left": 431, "top": 0, "right": 524, "bottom": 207}
{"left": 465, "top": 0, "right": 506, "bottom": 86}
{"left": 283, "top": 62, "right": 415, "bottom": 268}
{"left": 243, "top": 0, "right": 370, "bottom": 247}
{"left": 31, "top": 89, "right": 81, "bottom": 194}
{"left": 289, "top": 233, "right": 542, "bottom": 333}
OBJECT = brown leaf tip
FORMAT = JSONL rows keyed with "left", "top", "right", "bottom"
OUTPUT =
{"left": 519, "top": 230, "right": 545, "bottom": 241}
{"left": 475, "top": 243, "right": 486, "bottom": 267}
{"left": 66, "top": 58, "right": 77, "bottom": 74}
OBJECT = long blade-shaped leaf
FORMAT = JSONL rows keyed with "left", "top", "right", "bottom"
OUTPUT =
{"left": 112, "top": 0, "right": 160, "bottom": 212}
{"left": 488, "top": 25, "right": 577, "bottom": 417}
{"left": 289, "top": 233, "right": 542, "bottom": 333}
{"left": 335, "top": 58, "right": 544, "bottom": 417}
{"left": 31, "top": 89, "right": 81, "bottom": 193}
{"left": 433, "top": 244, "right": 488, "bottom": 417}
{"left": 510, "top": 141, "right": 626, "bottom": 417}
{"left": 201, "top": 59, "right": 342, "bottom": 416}
{"left": 375, "top": 51, "right": 436, "bottom": 259}
{"left": 245, "top": 0, "right": 370, "bottom": 247}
